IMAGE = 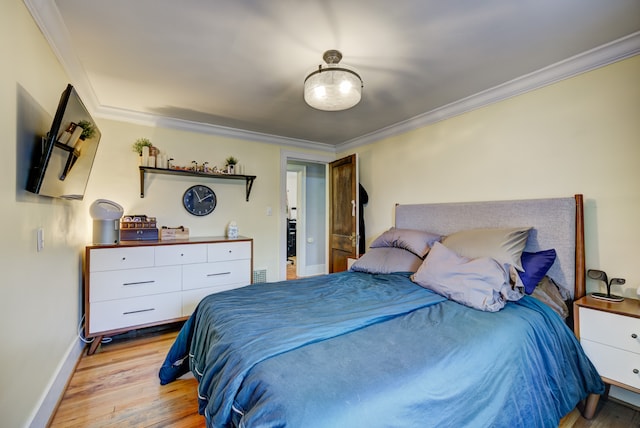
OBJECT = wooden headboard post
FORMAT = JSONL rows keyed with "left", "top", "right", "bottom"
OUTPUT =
{"left": 574, "top": 194, "right": 586, "bottom": 300}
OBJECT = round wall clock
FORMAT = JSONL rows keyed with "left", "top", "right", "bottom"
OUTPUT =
{"left": 182, "top": 185, "right": 217, "bottom": 216}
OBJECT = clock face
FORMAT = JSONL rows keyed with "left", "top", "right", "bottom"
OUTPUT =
{"left": 183, "top": 185, "right": 217, "bottom": 216}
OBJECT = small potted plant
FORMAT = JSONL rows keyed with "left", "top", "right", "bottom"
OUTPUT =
{"left": 77, "top": 120, "right": 96, "bottom": 141}
{"left": 225, "top": 156, "right": 238, "bottom": 174}
{"left": 132, "top": 137, "right": 153, "bottom": 155}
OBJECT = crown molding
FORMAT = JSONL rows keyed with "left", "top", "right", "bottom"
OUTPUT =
{"left": 23, "top": 0, "right": 102, "bottom": 113}
{"left": 23, "top": 0, "right": 335, "bottom": 152}
{"left": 24, "top": 0, "right": 639, "bottom": 153}
{"left": 95, "top": 105, "right": 337, "bottom": 152}
{"left": 337, "top": 31, "right": 640, "bottom": 152}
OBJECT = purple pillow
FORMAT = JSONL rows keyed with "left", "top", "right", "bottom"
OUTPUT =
{"left": 519, "top": 249, "right": 556, "bottom": 294}
{"left": 370, "top": 227, "right": 441, "bottom": 258}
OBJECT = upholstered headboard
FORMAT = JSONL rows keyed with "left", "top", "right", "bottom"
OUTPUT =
{"left": 395, "top": 195, "right": 585, "bottom": 299}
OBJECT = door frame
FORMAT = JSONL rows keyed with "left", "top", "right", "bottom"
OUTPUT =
{"left": 280, "top": 150, "right": 334, "bottom": 281}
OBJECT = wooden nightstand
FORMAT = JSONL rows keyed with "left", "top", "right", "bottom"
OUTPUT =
{"left": 574, "top": 296, "right": 640, "bottom": 398}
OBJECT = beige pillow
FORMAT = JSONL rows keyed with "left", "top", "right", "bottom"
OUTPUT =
{"left": 531, "top": 276, "right": 569, "bottom": 319}
{"left": 441, "top": 227, "right": 531, "bottom": 271}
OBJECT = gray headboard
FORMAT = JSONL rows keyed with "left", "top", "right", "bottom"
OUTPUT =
{"left": 395, "top": 195, "right": 584, "bottom": 299}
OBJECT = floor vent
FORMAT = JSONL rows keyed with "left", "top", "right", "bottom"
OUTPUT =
{"left": 253, "top": 269, "right": 267, "bottom": 284}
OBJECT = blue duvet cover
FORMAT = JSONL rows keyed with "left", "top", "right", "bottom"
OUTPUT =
{"left": 159, "top": 271, "right": 604, "bottom": 428}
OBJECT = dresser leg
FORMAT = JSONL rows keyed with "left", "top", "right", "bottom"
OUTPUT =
{"left": 582, "top": 393, "right": 600, "bottom": 420}
{"left": 87, "top": 336, "right": 103, "bottom": 355}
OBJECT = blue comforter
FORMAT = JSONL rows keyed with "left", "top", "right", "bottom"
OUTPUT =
{"left": 160, "top": 271, "right": 604, "bottom": 428}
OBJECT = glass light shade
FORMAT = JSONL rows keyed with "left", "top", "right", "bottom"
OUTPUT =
{"left": 304, "top": 64, "right": 363, "bottom": 111}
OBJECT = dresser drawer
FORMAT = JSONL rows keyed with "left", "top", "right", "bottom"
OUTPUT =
{"left": 89, "top": 266, "right": 181, "bottom": 302}
{"left": 579, "top": 307, "right": 640, "bottom": 353}
{"left": 581, "top": 339, "right": 640, "bottom": 389}
{"left": 89, "top": 247, "right": 155, "bottom": 272}
{"left": 182, "top": 283, "right": 250, "bottom": 316}
{"left": 207, "top": 241, "right": 251, "bottom": 262}
{"left": 155, "top": 244, "right": 207, "bottom": 266}
{"left": 182, "top": 259, "right": 251, "bottom": 291}
{"left": 88, "top": 292, "right": 182, "bottom": 334}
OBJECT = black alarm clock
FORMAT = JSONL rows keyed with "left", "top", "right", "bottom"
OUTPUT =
{"left": 182, "top": 185, "right": 217, "bottom": 216}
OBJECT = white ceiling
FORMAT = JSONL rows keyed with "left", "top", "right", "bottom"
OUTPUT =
{"left": 26, "top": 0, "right": 640, "bottom": 151}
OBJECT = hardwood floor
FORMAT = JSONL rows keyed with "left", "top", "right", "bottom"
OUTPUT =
{"left": 50, "top": 326, "right": 640, "bottom": 427}
{"left": 50, "top": 324, "right": 204, "bottom": 427}
{"left": 287, "top": 256, "right": 297, "bottom": 280}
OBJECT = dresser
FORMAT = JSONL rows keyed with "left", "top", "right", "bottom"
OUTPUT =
{"left": 574, "top": 296, "right": 640, "bottom": 398}
{"left": 84, "top": 236, "right": 253, "bottom": 354}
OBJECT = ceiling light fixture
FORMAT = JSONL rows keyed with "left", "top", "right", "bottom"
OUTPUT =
{"left": 304, "top": 50, "right": 363, "bottom": 111}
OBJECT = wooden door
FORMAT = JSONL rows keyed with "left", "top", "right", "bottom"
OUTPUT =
{"left": 328, "top": 154, "right": 358, "bottom": 273}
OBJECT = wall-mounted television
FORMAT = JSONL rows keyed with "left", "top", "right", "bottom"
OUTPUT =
{"left": 26, "top": 84, "right": 101, "bottom": 200}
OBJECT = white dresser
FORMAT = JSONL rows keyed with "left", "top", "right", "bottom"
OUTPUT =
{"left": 574, "top": 296, "right": 640, "bottom": 397}
{"left": 84, "top": 236, "right": 252, "bottom": 354}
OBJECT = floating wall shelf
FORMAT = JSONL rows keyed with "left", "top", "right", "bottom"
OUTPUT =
{"left": 139, "top": 166, "right": 256, "bottom": 201}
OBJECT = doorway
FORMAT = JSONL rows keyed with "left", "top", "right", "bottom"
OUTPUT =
{"left": 286, "top": 168, "right": 302, "bottom": 279}
{"left": 280, "top": 151, "right": 333, "bottom": 281}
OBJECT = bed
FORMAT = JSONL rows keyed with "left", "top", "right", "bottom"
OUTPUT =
{"left": 159, "top": 194, "right": 604, "bottom": 427}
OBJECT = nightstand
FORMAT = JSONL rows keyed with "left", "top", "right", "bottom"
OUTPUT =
{"left": 574, "top": 296, "right": 640, "bottom": 398}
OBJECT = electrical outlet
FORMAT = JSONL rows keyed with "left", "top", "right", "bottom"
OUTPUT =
{"left": 266, "top": 206, "right": 272, "bottom": 216}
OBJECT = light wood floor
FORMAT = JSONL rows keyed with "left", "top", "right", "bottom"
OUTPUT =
{"left": 50, "top": 325, "right": 204, "bottom": 427}
{"left": 50, "top": 325, "right": 640, "bottom": 427}
{"left": 287, "top": 256, "right": 297, "bottom": 280}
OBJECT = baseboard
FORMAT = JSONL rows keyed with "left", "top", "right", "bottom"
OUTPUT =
{"left": 299, "top": 264, "right": 326, "bottom": 277}
{"left": 609, "top": 385, "right": 640, "bottom": 409}
{"left": 27, "top": 338, "right": 85, "bottom": 427}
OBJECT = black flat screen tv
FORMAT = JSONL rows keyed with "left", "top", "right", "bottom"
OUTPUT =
{"left": 26, "top": 84, "right": 101, "bottom": 200}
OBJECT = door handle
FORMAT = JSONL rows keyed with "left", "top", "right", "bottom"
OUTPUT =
{"left": 351, "top": 199, "right": 356, "bottom": 216}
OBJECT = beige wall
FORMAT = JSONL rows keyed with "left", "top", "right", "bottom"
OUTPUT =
{"left": 2, "top": 2, "right": 319, "bottom": 425}
{"left": 1, "top": 2, "right": 87, "bottom": 426}
{"left": 4, "top": 0, "right": 640, "bottom": 424}
{"left": 86, "top": 118, "right": 293, "bottom": 283}
{"left": 346, "top": 55, "right": 640, "bottom": 299}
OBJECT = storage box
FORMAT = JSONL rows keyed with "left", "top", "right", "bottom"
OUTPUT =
{"left": 120, "top": 228, "right": 159, "bottom": 241}
{"left": 160, "top": 227, "right": 189, "bottom": 240}
{"left": 120, "top": 215, "right": 156, "bottom": 229}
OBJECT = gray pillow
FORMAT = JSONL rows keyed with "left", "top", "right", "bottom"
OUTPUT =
{"left": 411, "top": 242, "right": 525, "bottom": 312}
{"left": 350, "top": 247, "right": 423, "bottom": 274}
{"left": 441, "top": 226, "right": 531, "bottom": 271}
{"left": 370, "top": 227, "right": 442, "bottom": 258}
{"left": 531, "top": 276, "right": 569, "bottom": 319}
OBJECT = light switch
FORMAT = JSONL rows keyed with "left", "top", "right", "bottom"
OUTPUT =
{"left": 37, "top": 228, "right": 44, "bottom": 252}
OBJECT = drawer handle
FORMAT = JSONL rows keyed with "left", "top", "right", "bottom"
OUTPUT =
{"left": 123, "top": 308, "right": 155, "bottom": 315}
{"left": 632, "top": 333, "right": 638, "bottom": 339}
{"left": 207, "top": 272, "right": 231, "bottom": 277}
{"left": 634, "top": 369, "right": 639, "bottom": 375}
{"left": 123, "top": 280, "right": 155, "bottom": 286}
